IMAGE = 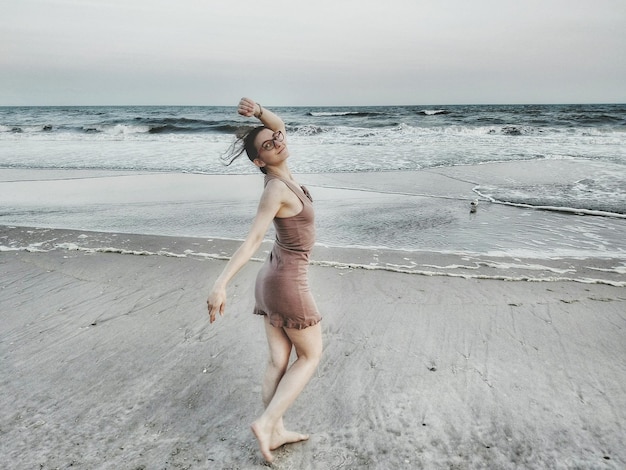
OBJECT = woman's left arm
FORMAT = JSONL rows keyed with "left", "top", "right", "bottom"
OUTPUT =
{"left": 206, "top": 181, "right": 284, "bottom": 323}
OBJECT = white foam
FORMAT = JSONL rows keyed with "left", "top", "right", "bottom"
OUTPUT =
{"left": 421, "top": 109, "right": 448, "bottom": 115}
{"left": 473, "top": 189, "right": 626, "bottom": 219}
{"left": 0, "top": 245, "right": 48, "bottom": 252}
{"left": 3, "top": 237, "right": 624, "bottom": 287}
{"left": 310, "top": 259, "right": 625, "bottom": 287}
{"left": 588, "top": 265, "right": 626, "bottom": 275}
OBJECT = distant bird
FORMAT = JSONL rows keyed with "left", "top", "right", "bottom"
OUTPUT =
{"left": 470, "top": 199, "right": 478, "bottom": 213}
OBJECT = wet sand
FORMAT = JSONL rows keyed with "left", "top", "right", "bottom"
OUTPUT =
{"left": 1, "top": 227, "right": 625, "bottom": 469}
{"left": 2, "top": 167, "right": 625, "bottom": 265}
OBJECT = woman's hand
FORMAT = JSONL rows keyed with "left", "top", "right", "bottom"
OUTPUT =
{"left": 238, "top": 97, "right": 260, "bottom": 118}
{"left": 207, "top": 286, "right": 226, "bottom": 324}
{"left": 238, "top": 97, "right": 285, "bottom": 133}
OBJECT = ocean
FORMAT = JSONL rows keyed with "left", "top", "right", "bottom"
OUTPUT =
{"left": 1, "top": 104, "right": 625, "bottom": 285}
{"left": 1, "top": 104, "right": 625, "bottom": 177}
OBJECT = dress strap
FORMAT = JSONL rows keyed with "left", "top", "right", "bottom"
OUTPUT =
{"left": 264, "top": 174, "right": 312, "bottom": 203}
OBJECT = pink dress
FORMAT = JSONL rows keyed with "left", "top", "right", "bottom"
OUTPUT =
{"left": 253, "top": 175, "right": 322, "bottom": 329}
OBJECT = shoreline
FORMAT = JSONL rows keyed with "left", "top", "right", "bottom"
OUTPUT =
{"left": 1, "top": 226, "right": 624, "bottom": 469}
{"left": 2, "top": 225, "right": 625, "bottom": 287}
{"left": 2, "top": 167, "right": 626, "bottom": 263}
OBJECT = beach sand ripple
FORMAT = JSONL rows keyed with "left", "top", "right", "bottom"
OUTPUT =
{"left": 1, "top": 229, "right": 625, "bottom": 469}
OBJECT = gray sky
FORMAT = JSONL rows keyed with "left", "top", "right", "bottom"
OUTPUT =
{"left": 1, "top": 0, "right": 625, "bottom": 106}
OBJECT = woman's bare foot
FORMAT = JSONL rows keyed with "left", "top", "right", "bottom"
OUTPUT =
{"left": 270, "top": 426, "right": 309, "bottom": 451}
{"left": 251, "top": 421, "right": 274, "bottom": 463}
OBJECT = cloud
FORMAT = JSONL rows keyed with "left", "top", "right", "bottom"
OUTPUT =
{"left": 1, "top": 0, "right": 625, "bottom": 105}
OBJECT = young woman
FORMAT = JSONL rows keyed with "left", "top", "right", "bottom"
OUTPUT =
{"left": 206, "top": 97, "right": 323, "bottom": 463}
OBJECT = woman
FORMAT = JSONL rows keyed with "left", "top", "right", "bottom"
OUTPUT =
{"left": 206, "top": 98, "right": 323, "bottom": 463}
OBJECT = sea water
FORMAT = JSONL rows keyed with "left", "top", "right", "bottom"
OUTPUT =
{"left": 1, "top": 104, "right": 624, "bottom": 206}
{"left": 1, "top": 104, "right": 625, "bottom": 284}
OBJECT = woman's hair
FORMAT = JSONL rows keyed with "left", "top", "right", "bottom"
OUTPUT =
{"left": 221, "top": 126, "right": 269, "bottom": 174}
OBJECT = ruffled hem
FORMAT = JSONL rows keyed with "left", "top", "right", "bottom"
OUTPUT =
{"left": 253, "top": 307, "right": 322, "bottom": 330}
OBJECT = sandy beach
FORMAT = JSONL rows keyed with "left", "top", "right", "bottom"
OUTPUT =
{"left": 1, "top": 226, "right": 624, "bottom": 469}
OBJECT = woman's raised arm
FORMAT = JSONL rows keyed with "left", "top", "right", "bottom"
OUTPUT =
{"left": 238, "top": 97, "right": 286, "bottom": 134}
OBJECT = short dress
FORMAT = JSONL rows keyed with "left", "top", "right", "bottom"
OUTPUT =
{"left": 253, "top": 174, "right": 322, "bottom": 329}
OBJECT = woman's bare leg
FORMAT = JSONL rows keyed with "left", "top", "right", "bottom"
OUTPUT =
{"left": 261, "top": 317, "right": 292, "bottom": 408}
{"left": 259, "top": 318, "right": 309, "bottom": 450}
{"left": 252, "top": 320, "right": 322, "bottom": 462}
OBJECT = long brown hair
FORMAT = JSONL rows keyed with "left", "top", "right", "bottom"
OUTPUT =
{"left": 221, "top": 126, "right": 269, "bottom": 174}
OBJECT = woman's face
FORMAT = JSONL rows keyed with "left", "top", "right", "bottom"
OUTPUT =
{"left": 254, "top": 129, "right": 289, "bottom": 168}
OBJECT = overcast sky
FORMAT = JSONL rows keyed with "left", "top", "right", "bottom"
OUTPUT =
{"left": 1, "top": 0, "right": 625, "bottom": 106}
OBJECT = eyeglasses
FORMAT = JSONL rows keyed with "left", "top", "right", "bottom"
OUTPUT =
{"left": 259, "top": 131, "right": 284, "bottom": 153}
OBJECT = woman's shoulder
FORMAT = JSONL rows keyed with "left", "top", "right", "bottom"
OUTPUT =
{"left": 263, "top": 176, "right": 303, "bottom": 204}
{"left": 264, "top": 174, "right": 285, "bottom": 186}
{"left": 263, "top": 176, "right": 291, "bottom": 196}
{"left": 264, "top": 173, "right": 297, "bottom": 188}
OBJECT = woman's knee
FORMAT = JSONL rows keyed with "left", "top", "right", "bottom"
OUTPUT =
{"left": 303, "top": 348, "right": 321, "bottom": 369}
{"left": 267, "top": 352, "right": 290, "bottom": 374}
{"left": 264, "top": 317, "right": 292, "bottom": 371}
{"left": 288, "top": 324, "right": 322, "bottom": 364}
